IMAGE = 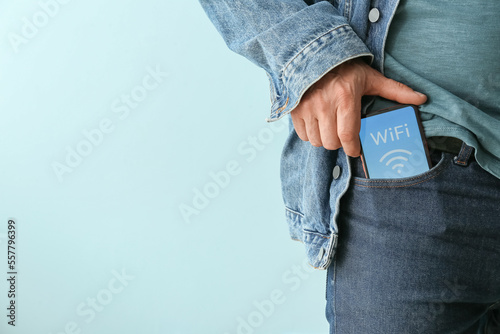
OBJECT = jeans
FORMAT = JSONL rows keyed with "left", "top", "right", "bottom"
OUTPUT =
{"left": 325, "top": 144, "right": 500, "bottom": 333}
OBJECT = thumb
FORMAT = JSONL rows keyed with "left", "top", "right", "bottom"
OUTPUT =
{"left": 367, "top": 72, "right": 427, "bottom": 106}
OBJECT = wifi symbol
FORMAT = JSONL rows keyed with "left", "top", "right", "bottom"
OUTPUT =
{"left": 379, "top": 149, "right": 413, "bottom": 174}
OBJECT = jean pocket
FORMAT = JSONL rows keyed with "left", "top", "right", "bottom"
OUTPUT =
{"left": 352, "top": 151, "right": 451, "bottom": 188}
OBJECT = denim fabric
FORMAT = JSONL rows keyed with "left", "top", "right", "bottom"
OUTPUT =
{"left": 199, "top": 0, "right": 395, "bottom": 121}
{"left": 325, "top": 147, "right": 500, "bottom": 333}
{"left": 199, "top": 0, "right": 400, "bottom": 269}
{"left": 200, "top": 2, "right": 500, "bottom": 332}
{"left": 281, "top": 117, "right": 348, "bottom": 269}
{"left": 201, "top": 2, "right": 500, "bottom": 332}
{"left": 200, "top": 0, "right": 499, "bottom": 273}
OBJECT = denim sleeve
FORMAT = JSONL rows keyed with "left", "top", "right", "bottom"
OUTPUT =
{"left": 199, "top": 0, "right": 373, "bottom": 121}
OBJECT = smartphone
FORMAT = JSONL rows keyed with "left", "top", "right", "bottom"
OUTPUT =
{"left": 359, "top": 104, "right": 432, "bottom": 179}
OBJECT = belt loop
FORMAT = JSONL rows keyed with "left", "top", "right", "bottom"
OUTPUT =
{"left": 453, "top": 142, "right": 474, "bottom": 167}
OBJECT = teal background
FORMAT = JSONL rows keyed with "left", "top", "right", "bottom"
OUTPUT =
{"left": 0, "top": 1, "right": 328, "bottom": 333}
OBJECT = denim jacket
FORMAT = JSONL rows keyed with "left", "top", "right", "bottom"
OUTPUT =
{"left": 200, "top": 0, "right": 400, "bottom": 269}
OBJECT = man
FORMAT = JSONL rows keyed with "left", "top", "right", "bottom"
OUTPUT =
{"left": 199, "top": 1, "right": 500, "bottom": 333}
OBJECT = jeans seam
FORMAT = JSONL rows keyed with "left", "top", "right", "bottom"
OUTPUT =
{"left": 454, "top": 144, "right": 474, "bottom": 166}
{"left": 303, "top": 229, "right": 331, "bottom": 240}
{"left": 485, "top": 302, "right": 500, "bottom": 334}
{"left": 330, "top": 257, "right": 337, "bottom": 334}
{"left": 487, "top": 301, "right": 500, "bottom": 311}
{"left": 285, "top": 206, "right": 304, "bottom": 217}
{"left": 354, "top": 169, "right": 443, "bottom": 189}
{"left": 353, "top": 158, "right": 448, "bottom": 189}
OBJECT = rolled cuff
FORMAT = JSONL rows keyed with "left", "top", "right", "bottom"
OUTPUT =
{"left": 266, "top": 25, "right": 373, "bottom": 122}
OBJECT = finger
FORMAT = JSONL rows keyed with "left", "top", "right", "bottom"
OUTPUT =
{"left": 336, "top": 97, "right": 361, "bottom": 157}
{"left": 367, "top": 71, "right": 428, "bottom": 106}
{"left": 318, "top": 109, "right": 341, "bottom": 151}
{"left": 291, "top": 117, "right": 308, "bottom": 142}
{"left": 290, "top": 109, "right": 309, "bottom": 141}
{"left": 305, "top": 118, "right": 322, "bottom": 147}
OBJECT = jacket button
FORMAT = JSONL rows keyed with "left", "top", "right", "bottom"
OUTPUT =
{"left": 369, "top": 8, "right": 380, "bottom": 23}
{"left": 332, "top": 165, "right": 341, "bottom": 180}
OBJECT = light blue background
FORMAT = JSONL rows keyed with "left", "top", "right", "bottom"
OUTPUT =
{"left": 0, "top": 1, "right": 328, "bottom": 333}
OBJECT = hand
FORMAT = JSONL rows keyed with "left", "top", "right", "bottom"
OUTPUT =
{"left": 290, "top": 59, "right": 427, "bottom": 157}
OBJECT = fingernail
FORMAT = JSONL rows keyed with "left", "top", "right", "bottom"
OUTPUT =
{"left": 415, "top": 91, "right": 426, "bottom": 97}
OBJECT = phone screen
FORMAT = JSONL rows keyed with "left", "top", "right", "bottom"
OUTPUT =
{"left": 359, "top": 105, "right": 432, "bottom": 179}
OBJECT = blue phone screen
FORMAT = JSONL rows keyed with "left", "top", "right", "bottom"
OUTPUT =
{"left": 359, "top": 106, "right": 430, "bottom": 179}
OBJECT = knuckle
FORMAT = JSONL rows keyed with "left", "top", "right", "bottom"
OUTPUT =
{"left": 389, "top": 79, "right": 408, "bottom": 91}
{"left": 394, "top": 80, "right": 407, "bottom": 89}
{"left": 335, "top": 94, "right": 354, "bottom": 110}
{"left": 338, "top": 130, "right": 357, "bottom": 143}
{"left": 291, "top": 106, "right": 304, "bottom": 117}
{"left": 315, "top": 107, "right": 332, "bottom": 119}
{"left": 336, "top": 86, "right": 352, "bottom": 100}
{"left": 322, "top": 136, "right": 342, "bottom": 151}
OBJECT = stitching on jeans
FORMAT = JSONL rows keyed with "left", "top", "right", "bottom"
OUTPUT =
{"left": 272, "top": 97, "right": 289, "bottom": 116}
{"left": 455, "top": 145, "right": 473, "bottom": 165}
{"left": 333, "top": 259, "right": 337, "bottom": 334}
{"left": 354, "top": 153, "right": 448, "bottom": 184}
{"left": 283, "top": 25, "right": 349, "bottom": 79}
{"left": 487, "top": 301, "right": 500, "bottom": 311}
{"left": 485, "top": 301, "right": 500, "bottom": 333}
{"left": 309, "top": 234, "right": 330, "bottom": 240}
{"left": 456, "top": 145, "right": 472, "bottom": 164}
{"left": 303, "top": 229, "right": 331, "bottom": 240}
{"left": 344, "top": 0, "right": 351, "bottom": 21}
{"left": 353, "top": 155, "right": 448, "bottom": 188}
{"left": 285, "top": 206, "right": 304, "bottom": 217}
{"left": 355, "top": 171, "right": 442, "bottom": 188}
{"left": 354, "top": 165, "right": 445, "bottom": 189}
